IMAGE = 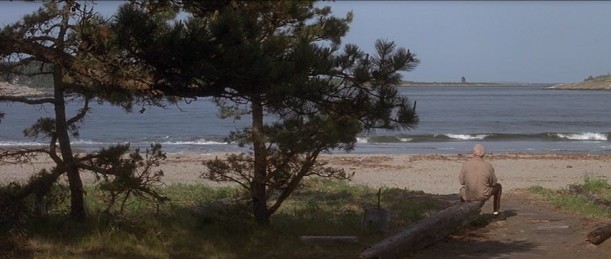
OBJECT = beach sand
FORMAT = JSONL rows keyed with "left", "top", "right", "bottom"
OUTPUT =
{"left": 2, "top": 152, "right": 610, "bottom": 194}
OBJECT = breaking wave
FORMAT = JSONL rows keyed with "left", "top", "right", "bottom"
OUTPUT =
{"left": 357, "top": 132, "right": 610, "bottom": 143}
{"left": 552, "top": 133, "right": 607, "bottom": 141}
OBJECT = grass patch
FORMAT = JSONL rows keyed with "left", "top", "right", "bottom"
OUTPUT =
{"left": 527, "top": 177, "right": 611, "bottom": 219}
{"left": 2, "top": 179, "right": 452, "bottom": 258}
{"left": 582, "top": 177, "right": 611, "bottom": 201}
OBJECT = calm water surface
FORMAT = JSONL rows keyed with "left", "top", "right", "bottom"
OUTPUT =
{"left": 1, "top": 85, "right": 610, "bottom": 154}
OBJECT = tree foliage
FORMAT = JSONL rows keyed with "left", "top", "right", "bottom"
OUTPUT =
{"left": 80, "top": 144, "right": 168, "bottom": 214}
{"left": 115, "top": 0, "right": 420, "bottom": 224}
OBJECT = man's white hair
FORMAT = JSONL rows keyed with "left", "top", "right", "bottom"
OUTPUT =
{"left": 473, "top": 144, "right": 485, "bottom": 157}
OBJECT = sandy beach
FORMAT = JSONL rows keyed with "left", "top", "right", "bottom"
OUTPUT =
{"left": 2, "top": 152, "right": 610, "bottom": 194}
{"left": 323, "top": 153, "right": 611, "bottom": 194}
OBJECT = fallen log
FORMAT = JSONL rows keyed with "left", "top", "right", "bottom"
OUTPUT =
{"left": 299, "top": 236, "right": 359, "bottom": 245}
{"left": 360, "top": 201, "right": 484, "bottom": 259}
{"left": 587, "top": 223, "right": 611, "bottom": 245}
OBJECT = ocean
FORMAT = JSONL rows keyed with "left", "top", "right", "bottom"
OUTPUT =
{"left": 1, "top": 84, "right": 610, "bottom": 155}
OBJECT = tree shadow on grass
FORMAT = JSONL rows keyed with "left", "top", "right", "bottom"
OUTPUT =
{"left": 159, "top": 186, "right": 467, "bottom": 259}
{"left": 0, "top": 238, "right": 33, "bottom": 259}
{"left": 1, "top": 184, "right": 528, "bottom": 258}
{"left": 412, "top": 238, "right": 539, "bottom": 258}
{"left": 81, "top": 249, "right": 158, "bottom": 259}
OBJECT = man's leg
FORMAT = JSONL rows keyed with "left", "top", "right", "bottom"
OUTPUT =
{"left": 491, "top": 183, "right": 502, "bottom": 214}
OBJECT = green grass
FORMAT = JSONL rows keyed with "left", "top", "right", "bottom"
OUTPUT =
{"left": 527, "top": 177, "right": 611, "bottom": 219}
{"left": 2, "top": 179, "right": 451, "bottom": 258}
{"left": 582, "top": 177, "right": 611, "bottom": 200}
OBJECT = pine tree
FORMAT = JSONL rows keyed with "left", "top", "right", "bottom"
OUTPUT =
{"left": 114, "top": 0, "right": 420, "bottom": 225}
{"left": 0, "top": 0, "right": 167, "bottom": 222}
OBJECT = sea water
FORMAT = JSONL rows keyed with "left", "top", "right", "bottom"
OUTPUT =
{"left": 1, "top": 85, "right": 610, "bottom": 154}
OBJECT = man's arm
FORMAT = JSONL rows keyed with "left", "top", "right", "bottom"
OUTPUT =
{"left": 489, "top": 165, "right": 497, "bottom": 185}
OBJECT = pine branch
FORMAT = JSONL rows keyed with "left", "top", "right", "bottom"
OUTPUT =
{"left": 0, "top": 148, "right": 50, "bottom": 164}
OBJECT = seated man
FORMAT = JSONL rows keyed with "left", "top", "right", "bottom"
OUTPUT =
{"left": 459, "top": 144, "right": 502, "bottom": 215}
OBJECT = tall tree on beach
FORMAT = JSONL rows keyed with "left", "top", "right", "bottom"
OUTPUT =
{"left": 0, "top": 0, "right": 167, "bottom": 222}
{"left": 114, "top": 0, "right": 420, "bottom": 225}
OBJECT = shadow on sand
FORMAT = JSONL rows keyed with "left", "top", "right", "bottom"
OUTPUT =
{"left": 411, "top": 209, "right": 538, "bottom": 258}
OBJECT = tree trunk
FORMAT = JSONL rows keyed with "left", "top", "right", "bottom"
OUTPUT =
{"left": 54, "top": 70, "right": 86, "bottom": 222}
{"left": 587, "top": 223, "right": 611, "bottom": 245}
{"left": 250, "top": 95, "right": 270, "bottom": 225}
{"left": 360, "top": 201, "right": 484, "bottom": 259}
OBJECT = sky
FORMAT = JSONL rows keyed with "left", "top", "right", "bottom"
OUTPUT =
{"left": 1, "top": 1, "right": 610, "bottom": 84}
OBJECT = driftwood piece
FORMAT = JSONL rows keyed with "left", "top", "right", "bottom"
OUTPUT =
{"left": 587, "top": 223, "right": 611, "bottom": 245}
{"left": 360, "top": 201, "right": 484, "bottom": 259}
{"left": 299, "top": 236, "right": 359, "bottom": 245}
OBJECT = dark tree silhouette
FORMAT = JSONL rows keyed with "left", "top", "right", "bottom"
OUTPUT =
{"left": 0, "top": 0, "right": 167, "bottom": 222}
{"left": 112, "top": 0, "right": 420, "bottom": 225}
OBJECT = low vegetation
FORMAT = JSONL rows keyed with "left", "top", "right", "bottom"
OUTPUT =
{"left": 584, "top": 74, "right": 611, "bottom": 82}
{"left": 550, "top": 74, "right": 611, "bottom": 89}
{"left": 528, "top": 177, "right": 611, "bottom": 218}
{"left": 0, "top": 179, "right": 452, "bottom": 258}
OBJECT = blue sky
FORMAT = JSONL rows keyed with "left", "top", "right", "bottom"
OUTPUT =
{"left": 2, "top": 1, "right": 610, "bottom": 83}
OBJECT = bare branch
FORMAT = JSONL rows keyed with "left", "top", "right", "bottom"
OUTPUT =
{"left": 66, "top": 98, "right": 89, "bottom": 125}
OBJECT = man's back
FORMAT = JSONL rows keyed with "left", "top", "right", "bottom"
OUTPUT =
{"left": 459, "top": 157, "right": 496, "bottom": 201}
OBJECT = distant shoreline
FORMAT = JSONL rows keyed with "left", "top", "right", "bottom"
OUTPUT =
{"left": 401, "top": 80, "right": 611, "bottom": 90}
{"left": 4, "top": 79, "right": 609, "bottom": 92}
{"left": 547, "top": 75, "right": 611, "bottom": 90}
{"left": 399, "top": 81, "right": 554, "bottom": 87}
{"left": 548, "top": 80, "right": 611, "bottom": 90}
{"left": 0, "top": 81, "right": 46, "bottom": 97}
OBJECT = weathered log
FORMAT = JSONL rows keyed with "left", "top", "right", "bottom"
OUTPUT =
{"left": 587, "top": 223, "right": 611, "bottom": 245}
{"left": 360, "top": 201, "right": 484, "bottom": 259}
{"left": 299, "top": 236, "right": 359, "bottom": 245}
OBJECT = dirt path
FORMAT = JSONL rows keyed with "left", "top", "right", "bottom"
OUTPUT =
{"left": 411, "top": 190, "right": 611, "bottom": 259}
